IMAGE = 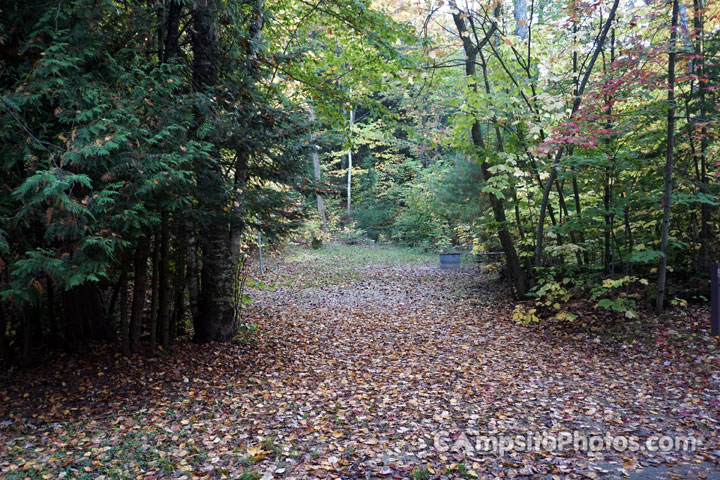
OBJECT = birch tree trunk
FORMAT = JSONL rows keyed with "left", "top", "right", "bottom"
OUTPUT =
{"left": 514, "top": 0, "right": 528, "bottom": 39}
{"left": 655, "top": 0, "right": 679, "bottom": 314}
{"left": 347, "top": 105, "right": 355, "bottom": 215}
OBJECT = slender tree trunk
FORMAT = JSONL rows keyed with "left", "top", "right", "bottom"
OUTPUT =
{"left": 533, "top": 0, "right": 620, "bottom": 267}
{"left": 692, "top": 0, "right": 710, "bottom": 272}
{"left": 347, "top": 105, "right": 355, "bottom": 215}
{"left": 171, "top": 222, "right": 187, "bottom": 342}
{"left": 21, "top": 306, "right": 36, "bottom": 365}
{"left": 163, "top": 0, "right": 182, "bottom": 63}
{"left": 555, "top": 179, "right": 583, "bottom": 265}
{"left": 0, "top": 303, "right": 9, "bottom": 363}
{"left": 656, "top": 0, "right": 679, "bottom": 314}
{"left": 309, "top": 105, "right": 328, "bottom": 233}
{"left": 119, "top": 264, "right": 130, "bottom": 357}
{"left": 603, "top": 174, "right": 612, "bottom": 273}
{"left": 129, "top": 235, "right": 150, "bottom": 354}
{"left": 623, "top": 196, "right": 634, "bottom": 276}
{"left": 602, "top": 28, "right": 616, "bottom": 274}
{"left": 46, "top": 273, "right": 58, "bottom": 346}
{"left": 452, "top": 10, "right": 530, "bottom": 296}
{"left": 106, "top": 276, "right": 121, "bottom": 321}
{"left": 230, "top": 148, "right": 249, "bottom": 261}
{"left": 149, "top": 232, "right": 160, "bottom": 352}
{"left": 158, "top": 210, "right": 170, "bottom": 346}
{"left": 185, "top": 218, "right": 200, "bottom": 323}
{"left": 513, "top": 190, "right": 525, "bottom": 241}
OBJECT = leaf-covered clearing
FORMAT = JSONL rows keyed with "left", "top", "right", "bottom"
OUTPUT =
{"left": 1, "top": 245, "right": 719, "bottom": 479}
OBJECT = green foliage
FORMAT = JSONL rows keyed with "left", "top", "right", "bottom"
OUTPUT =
{"left": 590, "top": 276, "right": 649, "bottom": 319}
{"left": 0, "top": 0, "right": 413, "bottom": 357}
{"left": 233, "top": 322, "right": 260, "bottom": 345}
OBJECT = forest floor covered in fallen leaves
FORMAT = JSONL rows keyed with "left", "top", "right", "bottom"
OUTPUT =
{"left": 2, "top": 244, "right": 720, "bottom": 479}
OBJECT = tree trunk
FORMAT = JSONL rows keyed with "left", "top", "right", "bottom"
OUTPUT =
{"left": 158, "top": 210, "right": 170, "bottom": 346}
{"left": 192, "top": 0, "right": 236, "bottom": 342}
{"left": 119, "top": 264, "right": 130, "bottom": 357}
{"left": 602, "top": 28, "right": 616, "bottom": 275}
{"left": 21, "top": 306, "right": 37, "bottom": 366}
{"left": 514, "top": 0, "right": 528, "bottom": 39}
{"left": 171, "top": 222, "right": 187, "bottom": 342}
{"left": 149, "top": 232, "right": 160, "bottom": 352}
{"left": 623, "top": 197, "right": 634, "bottom": 276}
{"left": 46, "top": 273, "right": 58, "bottom": 346}
{"left": 655, "top": 0, "right": 679, "bottom": 314}
{"left": 129, "top": 235, "right": 150, "bottom": 354}
{"left": 451, "top": 9, "right": 530, "bottom": 296}
{"left": 163, "top": 0, "right": 182, "bottom": 63}
{"left": 63, "top": 284, "right": 111, "bottom": 352}
{"left": 533, "top": 0, "right": 620, "bottom": 267}
{"left": 693, "top": 0, "right": 710, "bottom": 273}
{"left": 347, "top": 105, "right": 355, "bottom": 215}
{"left": 185, "top": 218, "right": 200, "bottom": 323}
{"left": 309, "top": 105, "right": 328, "bottom": 233}
{"left": 230, "top": 0, "right": 264, "bottom": 260}
{"left": 0, "top": 302, "right": 10, "bottom": 364}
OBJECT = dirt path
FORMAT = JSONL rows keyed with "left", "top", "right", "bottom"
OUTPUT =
{"left": 239, "top": 247, "right": 720, "bottom": 479}
{"left": 1, "top": 245, "right": 719, "bottom": 479}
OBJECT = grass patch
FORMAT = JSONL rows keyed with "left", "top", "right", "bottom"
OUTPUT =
{"left": 284, "top": 243, "right": 437, "bottom": 268}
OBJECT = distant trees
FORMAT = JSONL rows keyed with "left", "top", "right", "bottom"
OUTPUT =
{"left": 316, "top": 0, "right": 717, "bottom": 314}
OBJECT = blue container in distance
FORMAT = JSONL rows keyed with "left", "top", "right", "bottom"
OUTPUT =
{"left": 439, "top": 253, "right": 461, "bottom": 269}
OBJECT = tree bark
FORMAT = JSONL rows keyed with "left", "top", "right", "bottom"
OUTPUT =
{"left": 171, "top": 221, "right": 187, "bottom": 342}
{"left": 452, "top": 9, "right": 530, "bottom": 296}
{"left": 119, "top": 264, "right": 130, "bottom": 357}
{"left": 346, "top": 105, "right": 355, "bottom": 215}
{"left": 514, "top": 0, "right": 528, "bottom": 39}
{"left": 149, "top": 232, "right": 160, "bottom": 352}
{"left": 163, "top": 0, "right": 182, "bottom": 63}
{"left": 21, "top": 306, "right": 37, "bottom": 366}
{"left": 655, "top": 0, "right": 679, "bottom": 314}
{"left": 230, "top": 0, "right": 264, "bottom": 260}
{"left": 192, "top": 0, "right": 236, "bottom": 342}
{"left": 129, "top": 235, "right": 150, "bottom": 354}
{"left": 158, "top": 210, "right": 170, "bottom": 346}
{"left": 0, "top": 302, "right": 9, "bottom": 364}
{"left": 184, "top": 218, "right": 200, "bottom": 323}
{"left": 309, "top": 105, "right": 328, "bottom": 233}
{"left": 692, "top": 0, "right": 710, "bottom": 273}
{"left": 46, "top": 273, "right": 58, "bottom": 346}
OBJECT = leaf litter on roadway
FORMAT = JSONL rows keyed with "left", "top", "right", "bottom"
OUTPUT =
{"left": 1, "top": 245, "right": 719, "bottom": 479}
